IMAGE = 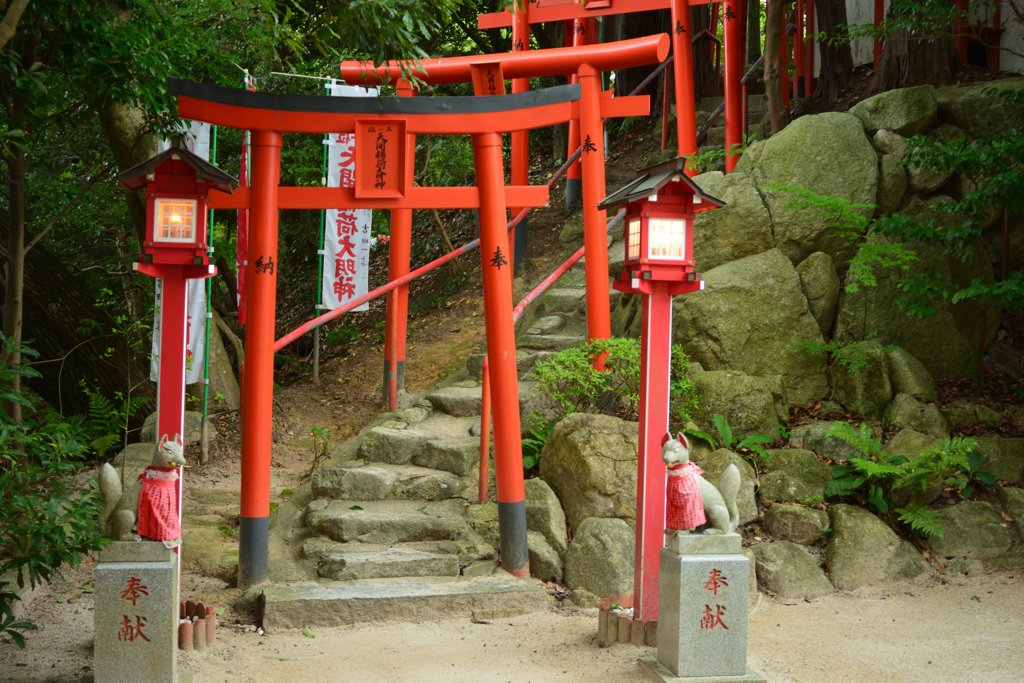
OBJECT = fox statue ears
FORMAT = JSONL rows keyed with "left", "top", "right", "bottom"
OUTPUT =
{"left": 157, "top": 433, "right": 183, "bottom": 449}
{"left": 661, "top": 432, "right": 689, "bottom": 449}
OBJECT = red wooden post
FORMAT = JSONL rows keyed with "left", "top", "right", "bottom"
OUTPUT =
{"left": 239, "top": 130, "right": 282, "bottom": 588}
{"left": 723, "top": 0, "right": 743, "bottom": 171}
{"left": 510, "top": 2, "right": 530, "bottom": 273}
{"left": 671, "top": 0, "right": 698, "bottom": 175}
{"left": 805, "top": 0, "right": 816, "bottom": 95}
{"left": 383, "top": 82, "right": 416, "bottom": 410}
{"left": 472, "top": 130, "right": 528, "bottom": 578}
{"left": 578, "top": 62, "right": 612, "bottom": 361}
{"left": 795, "top": 0, "right": 805, "bottom": 97}
{"left": 565, "top": 18, "right": 588, "bottom": 212}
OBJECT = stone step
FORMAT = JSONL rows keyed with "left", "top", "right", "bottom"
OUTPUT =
{"left": 307, "top": 501, "right": 466, "bottom": 545}
{"left": 317, "top": 546, "right": 460, "bottom": 581}
{"left": 517, "top": 334, "right": 584, "bottom": 352}
{"left": 423, "top": 381, "right": 542, "bottom": 418}
{"left": 312, "top": 461, "right": 468, "bottom": 501}
{"left": 255, "top": 575, "right": 549, "bottom": 631}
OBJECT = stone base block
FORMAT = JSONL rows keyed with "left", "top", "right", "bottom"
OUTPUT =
{"left": 640, "top": 658, "right": 767, "bottom": 683}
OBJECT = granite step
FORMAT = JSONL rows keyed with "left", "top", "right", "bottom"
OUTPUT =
{"left": 317, "top": 546, "right": 459, "bottom": 581}
{"left": 312, "top": 461, "right": 468, "bottom": 502}
{"left": 306, "top": 500, "right": 466, "bottom": 545}
{"left": 517, "top": 334, "right": 585, "bottom": 352}
{"left": 423, "top": 381, "right": 542, "bottom": 417}
{"left": 253, "top": 575, "right": 549, "bottom": 631}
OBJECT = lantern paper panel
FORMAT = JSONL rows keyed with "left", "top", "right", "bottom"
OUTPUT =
{"left": 154, "top": 199, "right": 197, "bottom": 243}
{"left": 648, "top": 218, "right": 687, "bottom": 260}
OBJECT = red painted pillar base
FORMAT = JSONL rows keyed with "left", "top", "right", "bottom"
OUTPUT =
{"left": 472, "top": 131, "right": 528, "bottom": 578}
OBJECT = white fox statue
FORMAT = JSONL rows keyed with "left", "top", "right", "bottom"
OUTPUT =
{"left": 98, "top": 434, "right": 185, "bottom": 547}
{"left": 662, "top": 432, "right": 741, "bottom": 535}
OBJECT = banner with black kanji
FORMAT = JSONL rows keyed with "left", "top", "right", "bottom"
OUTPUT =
{"left": 320, "top": 81, "right": 376, "bottom": 312}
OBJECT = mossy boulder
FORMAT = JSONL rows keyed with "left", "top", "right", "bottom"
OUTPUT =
{"left": 690, "top": 171, "right": 774, "bottom": 272}
{"left": 826, "top": 504, "right": 929, "bottom": 590}
{"left": 762, "top": 503, "right": 830, "bottom": 545}
{"left": 757, "top": 449, "right": 833, "bottom": 503}
{"left": 828, "top": 341, "right": 893, "bottom": 416}
{"left": 564, "top": 517, "right": 634, "bottom": 598}
{"left": 796, "top": 252, "right": 841, "bottom": 336}
{"left": 848, "top": 85, "right": 937, "bottom": 137}
{"left": 928, "top": 502, "right": 1012, "bottom": 560}
{"left": 753, "top": 541, "right": 834, "bottom": 599}
{"left": 690, "top": 370, "right": 779, "bottom": 441}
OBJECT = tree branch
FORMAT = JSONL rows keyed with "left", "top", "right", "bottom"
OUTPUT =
{"left": 0, "top": 0, "right": 30, "bottom": 51}
{"left": 451, "top": 12, "right": 494, "bottom": 54}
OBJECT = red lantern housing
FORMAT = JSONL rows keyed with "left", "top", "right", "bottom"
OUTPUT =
{"left": 120, "top": 136, "right": 237, "bottom": 275}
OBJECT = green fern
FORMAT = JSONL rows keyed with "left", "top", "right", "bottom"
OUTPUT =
{"left": 896, "top": 503, "right": 944, "bottom": 539}
{"left": 712, "top": 414, "right": 733, "bottom": 450}
{"left": 89, "top": 434, "right": 119, "bottom": 460}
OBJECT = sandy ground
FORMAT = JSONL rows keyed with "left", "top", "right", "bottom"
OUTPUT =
{"left": 3, "top": 559, "right": 1022, "bottom": 683}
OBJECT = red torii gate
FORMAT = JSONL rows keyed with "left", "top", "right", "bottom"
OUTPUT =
{"left": 478, "top": 0, "right": 744, "bottom": 179}
{"left": 170, "top": 77, "right": 585, "bottom": 586}
{"left": 340, "top": 35, "right": 667, "bottom": 406}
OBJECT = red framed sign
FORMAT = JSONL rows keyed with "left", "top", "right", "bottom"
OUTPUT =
{"left": 355, "top": 118, "right": 407, "bottom": 199}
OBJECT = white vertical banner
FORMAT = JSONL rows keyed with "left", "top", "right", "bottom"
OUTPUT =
{"left": 320, "top": 81, "right": 376, "bottom": 312}
{"left": 150, "top": 279, "right": 208, "bottom": 385}
{"left": 151, "top": 120, "right": 211, "bottom": 384}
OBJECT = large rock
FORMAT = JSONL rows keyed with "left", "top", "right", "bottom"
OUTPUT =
{"left": 877, "top": 154, "right": 907, "bottom": 216}
{"left": 696, "top": 449, "right": 758, "bottom": 525}
{"left": 848, "top": 85, "right": 937, "bottom": 137}
{"left": 887, "top": 348, "right": 936, "bottom": 398}
{"left": 673, "top": 249, "right": 828, "bottom": 405}
{"left": 826, "top": 504, "right": 930, "bottom": 590}
{"left": 690, "top": 171, "right": 774, "bottom": 272}
{"left": 527, "top": 531, "right": 564, "bottom": 581}
{"left": 828, "top": 341, "right": 893, "bottom": 416}
{"left": 140, "top": 410, "right": 205, "bottom": 446}
{"left": 757, "top": 449, "right": 833, "bottom": 503}
{"left": 835, "top": 206, "right": 1000, "bottom": 378}
{"left": 394, "top": 472, "right": 465, "bottom": 501}
{"left": 412, "top": 439, "right": 478, "bottom": 477}
{"left": 564, "top": 517, "right": 635, "bottom": 598}
{"left": 907, "top": 162, "right": 948, "bottom": 194}
{"left": 750, "top": 113, "right": 878, "bottom": 265}
{"left": 539, "top": 414, "right": 639, "bottom": 531}
{"left": 935, "top": 77, "right": 1024, "bottom": 138}
{"left": 796, "top": 252, "right": 841, "bottom": 335}
{"left": 973, "top": 437, "right": 1024, "bottom": 483}
{"left": 762, "top": 503, "right": 830, "bottom": 545}
{"left": 753, "top": 541, "right": 834, "bottom": 599}
{"left": 871, "top": 129, "right": 909, "bottom": 160}
{"left": 788, "top": 420, "right": 859, "bottom": 462}
{"left": 524, "top": 478, "right": 568, "bottom": 557}
{"left": 928, "top": 502, "right": 1012, "bottom": 560}
{"left": 998, "top": 486, "right": 1024, "bottom": 537}
{"left": 890, "top": 394, "right": 950, "bottom": 439}
{"left": 691, "top": 370, "right": 779, "bottom": 441}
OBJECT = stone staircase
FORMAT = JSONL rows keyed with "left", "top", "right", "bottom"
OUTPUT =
{"left": 247, "top": 226, "right": 626, "bottom": 630}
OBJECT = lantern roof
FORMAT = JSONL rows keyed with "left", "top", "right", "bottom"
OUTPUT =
{"left": 118, "top": 136, "right": 238, "bottom": 193}
{"left": 597, "top": 155, "right": 725, "bottom": 211}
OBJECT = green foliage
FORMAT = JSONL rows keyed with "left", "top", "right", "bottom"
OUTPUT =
{"left": 531, "top": 338, "right": 698, "bottom": 424}
{"left": 823, "top": 422, "right": 995, "bottom": 538}
{"left": 307, "top": 424, "right": 331, "bottom": 474}
{"left": 792, "top": 337, "right": 898, "bottom": 373}
{"left": 763, "top": 184, "right": 919, "bottom": 292}
{"left": 706, "top": 414, "right": 774, "bottom": 466}
{"left": 521, "top": 412, "right": 554, "bottom": 471}
{"left": 0, "top": 337, "right": 108, "bottom": 647}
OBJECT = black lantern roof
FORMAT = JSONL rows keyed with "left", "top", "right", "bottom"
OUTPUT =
{"left": 597, "top": 155, "right": 725, "bottom": 211}
{"left": 118, "top": 136, "right": 238, "bottom": 193}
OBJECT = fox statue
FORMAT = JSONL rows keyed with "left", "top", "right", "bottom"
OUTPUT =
{"left": 662, "top": 432, "right": 741, "bottom": 535}
{"left": 98, "top": 434, "right": 186, "bottom": 547}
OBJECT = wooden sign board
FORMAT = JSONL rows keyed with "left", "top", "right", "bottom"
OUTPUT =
{"left": 469, "top": 62, "right": 506, "bottom": 97}
{"left": 355, "top": 118, "right": 407, "bottom": 199}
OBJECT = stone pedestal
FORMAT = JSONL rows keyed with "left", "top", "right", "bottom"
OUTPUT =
{"left": 95, "top": 542, "right": 179, "bottom": 683}
{"left": 639, "top": 532, "right": 765, "bottom": 683}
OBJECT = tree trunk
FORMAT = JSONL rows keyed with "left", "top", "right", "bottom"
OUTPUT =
{"left": 691, "top": 6, "right": 720, "bottom": 103}
{"left": 616, "top": 10, "right": 670, "bottom": 107}
{"left": 815, "top": 0, "right": 854, "bottom": 104}
{"left": 0, "top": 210, "right": 155, "bottom": 433}
{"left": 866, "top": 2, "right": 958, "bottom": 95}
{"left": 3, "top": 127, "right": 26, "bottom": 422}
{"left": 747, "top": 0, "right": 762, "bottom": 65}
{"left": 764, "top": 0, "right": 788, "bottom": 133}
{"left": 97, "top": 99, "right": 159, "bottom": 246}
